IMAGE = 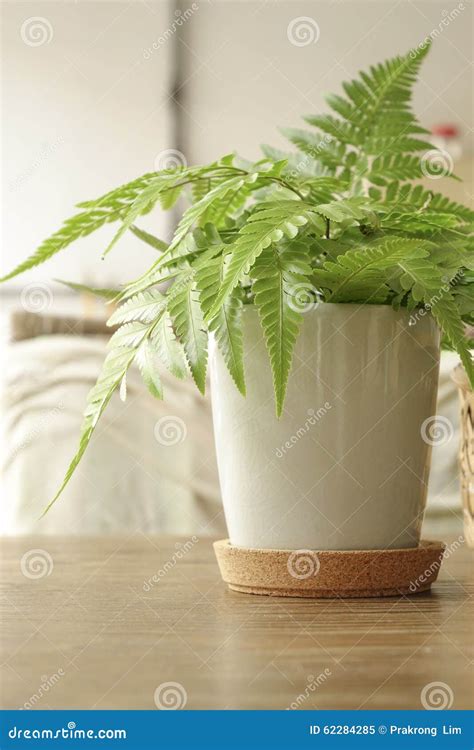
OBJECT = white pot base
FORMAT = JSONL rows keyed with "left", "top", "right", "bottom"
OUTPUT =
{"left": 214, "top": 539, "right": 445, "bottom": 598}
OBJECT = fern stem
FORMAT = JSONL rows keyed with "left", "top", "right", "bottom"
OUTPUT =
{"left": 266, "top": 177, "right": 305, "bottom": 200}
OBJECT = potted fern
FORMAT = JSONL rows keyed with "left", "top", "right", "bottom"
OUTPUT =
{"left": 3, "top": 43, "right": 473, "bottom": 554}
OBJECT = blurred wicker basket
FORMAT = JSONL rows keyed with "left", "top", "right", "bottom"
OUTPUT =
{"left": 452, "top": 364, "right": 474, "bottom": 548}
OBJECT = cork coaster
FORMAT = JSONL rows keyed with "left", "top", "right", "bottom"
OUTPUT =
{"left": 214, "top": 539, "right": 445, "bottom": 598}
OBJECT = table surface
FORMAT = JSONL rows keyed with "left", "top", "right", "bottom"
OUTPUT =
{"left": 1, "top": 534, "right": 472, "bottom": 710}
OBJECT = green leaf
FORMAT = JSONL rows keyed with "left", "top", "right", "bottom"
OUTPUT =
{"left": 367, "top": 154, "right": 424, "bottom": 184}
{"left": 381, "top": 183, "right": 474, "bottom": 223}
{"left": 102, "top": 175, "right": 181, "bottom": 258}
{"left": 315, "top": 197, "right": 375, "bottom": 223}
{"left": 281, "top": 127, "right": 345, "bottom": 171}
{"left": 196, "top": 254, "right": 245, "bottom": 394}
{"left": 315, "top": 238, "right": 432, "bottom": 303}
{"left": 108, "top": 321, "right": 149, "bottom": 349}
{"left": 302, "top": 43, "right": 433, "bottom": 180}
{"left": 207, "top": 200, "right": 318, "bottom": 319}
{"left": 41, "top": 333, "right": 147, "bottom": 514}
{"left": 168, "top": 175, "right": 247, "bottom": 255}
{"left": 107, "top": 288, "right": 167, "bottom": 326}
{"left": 399, "top": 257, "right": 473, "bottom": 384}
{"left": 152, "top": 312, "right": 188, "bottom": 380}
{"left": 135, "top": 339, "right": 163, "bottom": 399}
{"left": 129, "top": 225, "right": 169, "bottom": 252}
{"left": 168, "top": 277, "right": 208, "bottom": 394}
{"left": 1, "top": 172, "right": 161, "bottom": 283}
{"left": 54, "top": 279, "right": 119, "bottom": 300}
{"left": 250, "top": 241, "right": 313, "bottom": 415}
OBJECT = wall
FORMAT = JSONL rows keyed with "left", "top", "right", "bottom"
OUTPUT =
{"left": 1, "top": 0, "right": 472, "bottom": 296}
{"left": 2, "top": 0, "right": 176, "bottom": 291}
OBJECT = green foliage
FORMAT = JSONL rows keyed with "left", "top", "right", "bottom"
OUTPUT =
{"left": 4, "top": 43, "right": 473, "bottom": 509}
{"left": 1, "top": 172, "right": 160, "bottom": 282}
{"left": 167, "top": 276, "right": 208, "bottom": 394}
{"left": 54, "top": 279, "right": 119, "bottom": 300}
{"left": 40, "top": 323, "right": 154, "bottom": 515}
{"left": 196, "top": 254, "right": 245, "bottom": 395}
{"left": 251, "top": 241, "right": 313, "bottom": 415}
{"left": 129, "top": 225, "right": 169, "bottom": 253}
{"left": 207, "top": 200, "right": 322, "bottom": 318}
{"left": 313, "top": 238, "right": 432, "bottom": 303}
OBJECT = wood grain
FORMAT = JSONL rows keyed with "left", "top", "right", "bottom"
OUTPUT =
{"left": 1, "top": 534, "right": 472, "bottom": 710}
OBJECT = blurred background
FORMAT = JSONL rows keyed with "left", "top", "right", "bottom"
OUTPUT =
{"left": 1, "top": 0, "right": 472, "bottom": 538}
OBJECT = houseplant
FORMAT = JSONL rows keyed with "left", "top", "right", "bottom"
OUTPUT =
{"left": 2, "top": 43, "right": 473, "bottom": 554}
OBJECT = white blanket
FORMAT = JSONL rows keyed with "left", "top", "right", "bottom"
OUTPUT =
{"left": 0, "top": 335, "right": 224, "bottom": 536}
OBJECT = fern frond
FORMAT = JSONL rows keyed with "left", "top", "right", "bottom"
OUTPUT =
{"left": 261, "top": 144, "right": 326, "bottom": 178}
{"left": 207, "top": 200, "right": 320, "bottom": 319}
{"left": 301, "top": 116, "right": 355, "bottom": 145}
{"left": 1, "top": 172, "right": 166, "bottom": 282}
{"left": 315, "top": 197, "right": 376, "bottom": 223}
{"left": 250, "top": 241, "right": 313, "bottom": 415}
{"left": 399, "top": 257, "right": 473, "bottom": 383}
{"left": 77, "top": 171, "right": 164, "bottom": 211}
{"left": 107, "top": 289, "right": 166, "bottom": 326}
{"left": 300, "top": 44, "right": 433, "bottom": 185}
{"left": 167, "top": 175, "right": 247, "bottom": 256}
{"left": 152, "top": 312, "right": 188, "bottom": 380}
{"left": 102, "top": 174, "right": 186, "bottom": 258}
{"left": 368, "top": 154, "right": 424, "bottom": 185}
{"left": 135, "top": 340, "right": 163, "bottom": 399}
{"left": 191, "top": 177, "right": 214, "bottom": 203}
{"left": 108, "top": 321, "right": 149, "bottom": 349}
{"left": 303, "top": 177, "right": 347, "bottom": 203}
{"left": 315, "top": 238, "right": 431, "bottom": 302}
{"left": 54, "top": 279, "right": 119, "bottom": 300}
{"left": 167, "top": 277, "right": 208, "bottom": 394}
{"left": 281, "top": 128, "right": 346, "bottom": 171}
{"left": 196, "top": 254, "right": 245, "bottom": 394}
{"left": 42, "top": 317, "right": 160, "bottom": 513}
{"left": 1, "top": 208, "right": 125, "bottom": 283}
{"left": 129, "top": 225, "right": 169, "bottom": 252}
{"left": 382, "top": 183, "right": 474, "bottom": 222}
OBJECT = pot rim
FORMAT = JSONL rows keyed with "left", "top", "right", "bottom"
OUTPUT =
{"left": 241, "top": 301, "right": 422, "bottom": 317}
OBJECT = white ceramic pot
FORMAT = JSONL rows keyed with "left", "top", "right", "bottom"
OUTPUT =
{"left": 209, "top": 304, "right": 440, "bottom": 551}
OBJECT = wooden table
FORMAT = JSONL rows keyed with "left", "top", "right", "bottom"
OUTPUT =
{"left": 1, "top": 534, "right": 472, "bottom": 710}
